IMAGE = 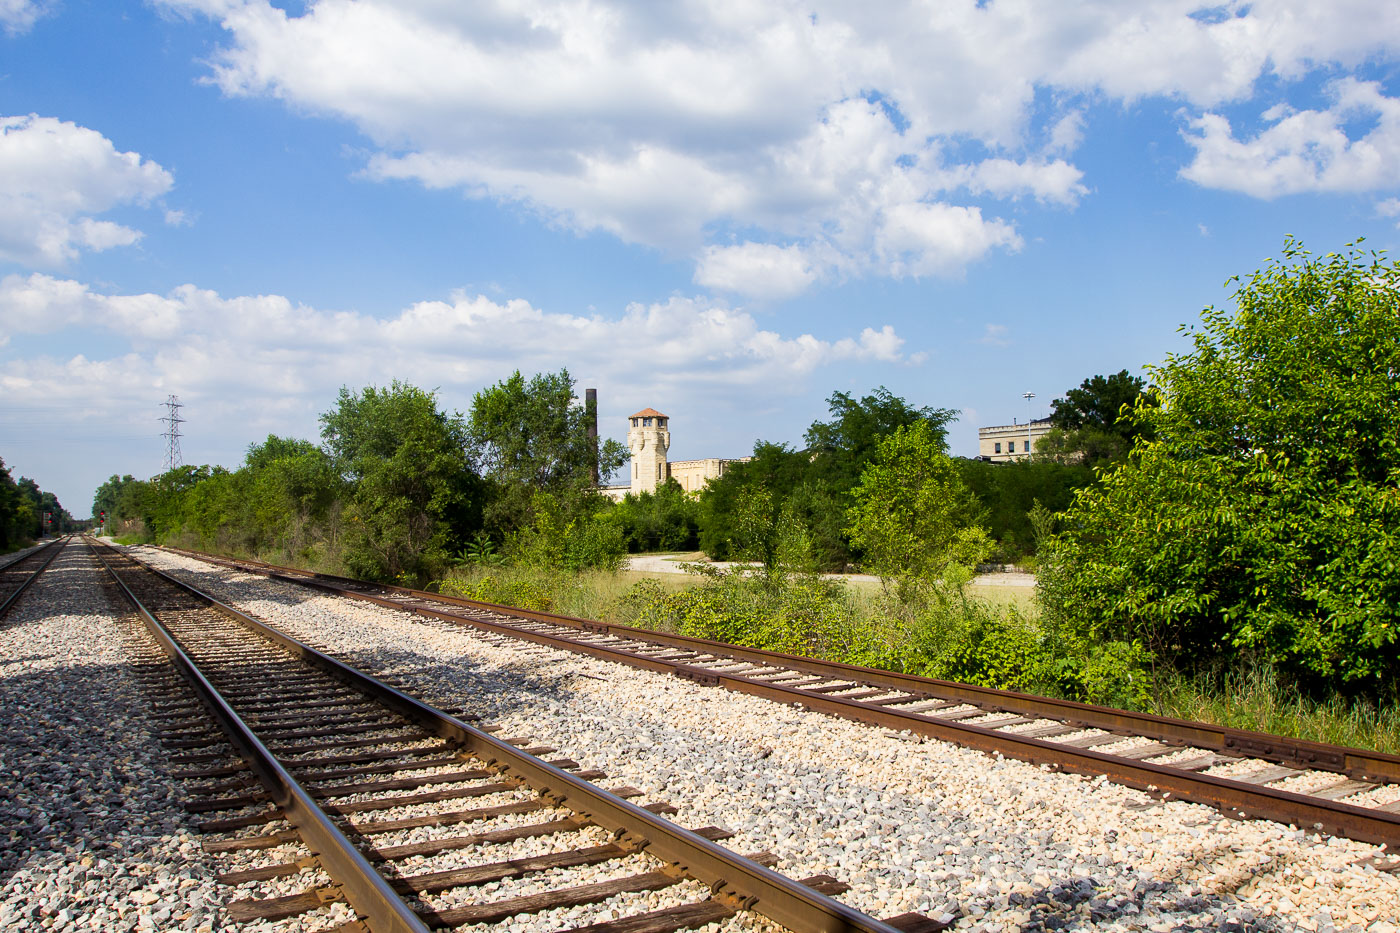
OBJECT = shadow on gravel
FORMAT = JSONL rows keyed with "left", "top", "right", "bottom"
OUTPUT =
{"left": 324, "top": 644, "right": 588, "bottom": 722}
{"left": 0, "top": 661, "right": 190, "bottom": 888}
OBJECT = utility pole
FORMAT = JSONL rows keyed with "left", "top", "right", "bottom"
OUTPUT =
{"left": 1022, "top": 392, "right": 1035, "bottom": 460}
{"left": 160, "top": 394, "right": 185, "bottom": 472}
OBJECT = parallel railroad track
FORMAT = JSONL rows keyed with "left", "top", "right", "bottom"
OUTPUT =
{"left": 92, "top": 539, "right": 942, "bottom": 933}
{"left": 152, "top": 543, "right": 1400, "bottom": 854}
{"left": 0, "top": 535, "right": 67, "bottom": 617}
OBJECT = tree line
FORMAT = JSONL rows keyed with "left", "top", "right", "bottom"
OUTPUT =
{"left": 92, "top": 372, "right": 1120, "bottom": 583}
{"left": 0, "top": 457, "right": 73, "bottom": 551}
{"left": 92, "top": 239, "right": 1398, "bottom": 703}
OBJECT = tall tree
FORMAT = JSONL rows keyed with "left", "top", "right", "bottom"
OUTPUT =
{"left": 1041, "top": 241, "right": 1400, "bottom": 691}
{"left": 1042, "top": 369, "right": 1156, "bottom": 469}
{"left": 846, "top": 421, "right": 988, "bottom": 596}
{"left": 468, "top": 369, "right": 626, "bottom": 534}
{"left": 321, "top": 382, "right": 482, "bottom": 581}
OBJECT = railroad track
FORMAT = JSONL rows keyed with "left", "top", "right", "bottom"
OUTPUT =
{"left": 151, "top": 543, "right": 1400, "bottom": 855}
{"left": 0, "top": 535, "right": 67, "bottom": 617}
{"left": 90, "top": 538, "right": 942, "bottom": 933}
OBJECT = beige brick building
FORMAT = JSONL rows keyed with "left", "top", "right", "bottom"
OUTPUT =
{"left": 977, "top": 418, "right": 1054, "bottom": 462}
{"left": 600, "top": 408, "right": 747, "bottom": 500}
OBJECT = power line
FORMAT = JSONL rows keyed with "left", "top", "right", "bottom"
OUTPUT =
{"left": 160, "top": 395, "right": 185, "bottom": 472}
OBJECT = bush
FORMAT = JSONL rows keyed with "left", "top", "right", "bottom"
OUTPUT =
{"left": 1041, "top": 241, "right": 1400, "bottom": 694}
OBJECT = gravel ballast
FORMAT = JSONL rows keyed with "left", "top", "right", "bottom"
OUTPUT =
{"left": 138, "top": 548, "right": 1400, "bottom": 933}
{"left": 0, "top": 545, "right": 224, "bottom": 932}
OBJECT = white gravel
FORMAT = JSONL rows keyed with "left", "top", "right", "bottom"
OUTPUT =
{"left": 137, "top": 547, "right": 1400, "bottom": 933}
{"left": 0, "top": 544, "right": 225, "bottom": 932}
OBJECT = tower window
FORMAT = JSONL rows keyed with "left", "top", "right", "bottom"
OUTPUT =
{"left": 643, "top": 417, "right": 653, "bottom": 426}
{"left": 631, "top": 417, "right": 638, "bottom": 427}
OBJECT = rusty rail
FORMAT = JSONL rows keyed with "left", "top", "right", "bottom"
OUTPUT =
{"left": 0, "top": 535, "right": 68, "bottom": 618}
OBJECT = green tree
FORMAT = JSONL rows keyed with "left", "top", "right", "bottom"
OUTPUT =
{"left": 321, "top": 382, "right": 483, "bottom": 582}
{"left": 1041, "top": 370, "right": 1156, "bottom": 469}
{"left": 608, "top": 479, "right": 701, "bottom": 552}
{"left": 1041, "top": 241, "right": 1400, "bottom": 691}
{"left": 468, "top": 369, "right": 627, "bottom": 535}
{"left": 956, "top": 458, "right": 1093, "bottom": 560}
{"left": 846, "top": 421, "right": 989, "bottom": 596}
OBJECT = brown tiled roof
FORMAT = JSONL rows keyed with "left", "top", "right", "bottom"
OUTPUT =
{"left": 630, "top": 408, "right": 668, "bottom": 418}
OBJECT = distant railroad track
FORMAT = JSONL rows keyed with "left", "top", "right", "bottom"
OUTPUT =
{"left": 91, "top": 538, "right": 940, "bottom": 933}
{"left": 0, "top": 535, "right": 68, "bottom": 618}
{"left": 152, "top": 542, "right": 1400, "bottom": 854}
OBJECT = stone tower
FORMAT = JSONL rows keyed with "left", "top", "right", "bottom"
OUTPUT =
{"left": 627, "top": 408, "right": 670, "bottom": 494}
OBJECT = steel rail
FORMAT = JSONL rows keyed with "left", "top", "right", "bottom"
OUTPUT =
{"left": 0, "top": 535, "right": 68, "bottom": 617}
{"left": 109, "top": 540, "right": 914, "bottom": 933}
{"left": 155, "top": 545, "right": 1400, "bottom": 779}
{"left": 89, "top": 539, "right": 432, "bottom": 933}
{"left": 152, "top": 543, "right": 1400, "bottom": 848}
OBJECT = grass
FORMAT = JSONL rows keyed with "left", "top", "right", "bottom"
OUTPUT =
{"left": 442, "top": 559, "right": 1399, "bottom": 755}
{"left": 1153, "top": 669, "right": 1400, "bottom": 757}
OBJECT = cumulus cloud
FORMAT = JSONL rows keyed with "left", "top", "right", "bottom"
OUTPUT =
{"left": 154, "top": 1, "right": 1400, "bottom": 287}
{"left": 0, "top": 0, "right": 53, "bottom": 35}
{"left": 694, "top": 243, "right": 821, "bottom": 301}
{"left": 0, "top": 115, "right": 174, "bottom": 267}
{"left": 1181, "top": 78, "right": 1400, "bottom": 197}
{"left": 0, "top": 273, "right": 912, "bottom": 431}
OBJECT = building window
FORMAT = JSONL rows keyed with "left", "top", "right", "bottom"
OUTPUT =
{"left": 656, "top": 462, "right": 663, "bottom": 481}
{"left": 631, "top": 417, "right": 638, "bottom": 427}
{"left": 994, "top": 442, "right": 1001, "bottom": 454}
{"left": 643, "top": 417, "right": 653, "bottom": 426}
{"left": 1008, "top": 441, "right": 1016, "bottom": 453}
{"left": 659, "top": 418, "right": 666, "bottom": 428}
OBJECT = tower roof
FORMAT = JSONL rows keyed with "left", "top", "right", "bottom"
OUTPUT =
{"left": 630, "top": 408, "right": 668, "bottom": 419}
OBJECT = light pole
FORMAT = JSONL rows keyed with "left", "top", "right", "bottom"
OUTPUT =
{"left": 1022, "top": 392, "right": 1035, "bottom": 460}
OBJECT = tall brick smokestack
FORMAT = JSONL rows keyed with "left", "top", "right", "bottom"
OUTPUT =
{"left": 586, "top": 388, "right": 598, "bottom": 484}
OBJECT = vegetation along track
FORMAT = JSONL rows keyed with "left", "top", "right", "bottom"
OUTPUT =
{"left": 89, "top": 538, "right": 942, "bottom": 933}
{"left": 154, "top": 543, "right": 1400, "bottom": 853}
{"left": 0, "top": 535, "right": 68, "bottom": 618}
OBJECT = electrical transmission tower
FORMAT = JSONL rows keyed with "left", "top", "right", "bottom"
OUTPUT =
{"left": 160, "top": 394, "right": 185, "bottom": 472}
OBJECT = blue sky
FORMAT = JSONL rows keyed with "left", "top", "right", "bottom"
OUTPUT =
{"left": 3, "top": 0, "right": 1399, "bottom": 515}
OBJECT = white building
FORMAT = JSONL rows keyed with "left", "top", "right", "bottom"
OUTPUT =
{"left": 600, "top": 407, "right": 747, "bottom": 500}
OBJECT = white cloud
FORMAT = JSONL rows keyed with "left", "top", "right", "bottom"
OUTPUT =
{"left": 1181, "top": 78, "right": 1400, "bottom": 197}
{"left": 1378, "top": 197, "right": 1400, "bottom": 220}
{"left": 0, "top": 115, "right": 174, "bottom": 267}
{"left": 694, "top": 243, "right": 821, "bottom": 301}
{"left": 0, "top": 0, "right": 53, "bottom": 35}
{"left": 154, "top": 0, "right": 1400, "bottom": 284}
{"left": 0, "top": 273, "right": 912, "bottom": 432}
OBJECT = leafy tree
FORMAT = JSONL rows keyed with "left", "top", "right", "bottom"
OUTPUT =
{"left": 1041, "top": 241, "right": 1400, "bottom": 691}
{"left": 1041, "top": 370, "right": 1156, "bottom": 469}
{"left": 846, "top": 421, "right": 989, "bottom": 596}
{"left": 468, "top": 369, "right": 627, "bottom": 534}
{"left": 697, "top": 388, "right": 954, "bottom": 568}
{"left": 607, "top": 479, "right": 700, "bottom": 552}
{"left": 0, "top": 457, "right": 21, "bottom": 550}
{"left": 956, "top": 458, "right": 1093, "bottom": 560}
{"left": 322, "top": 382, "right": 483, "bottom": 582}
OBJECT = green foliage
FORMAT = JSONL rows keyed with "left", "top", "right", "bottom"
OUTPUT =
{"left": 955, "top": 458, "right": 1092, "bottom": 560}
{"left": 1041, "top": 240, "right": 1400, "bottom": 692}
{"left": 846, "top": 421, "right": 990, "bottom": 596}
{"left": 0, "top": 462, "right": 72, "bottom": 546}
{"left": 697, "top": 387, "right": 953, "bottom": 569}
{"left": 605, "top": 479, "right": 700, "bottom": 552}
{"left": 1042, "top": 369, "right": 1157, "bottom": 470}
{"left": 322, "top": 382, "right": 483, "bottom": 582}
{"left": 505, "top": 491, "right": 625, "bottom": 572}
{"left": 468, "top": 369, "right": 627, "bottom": 536}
